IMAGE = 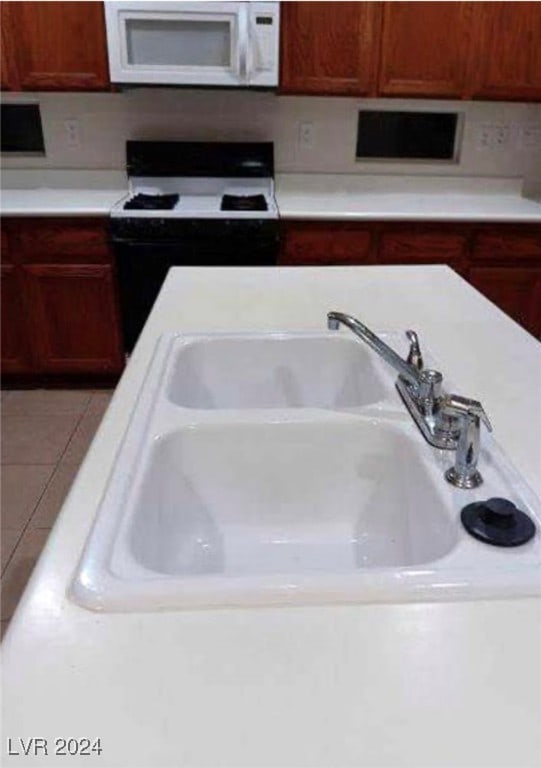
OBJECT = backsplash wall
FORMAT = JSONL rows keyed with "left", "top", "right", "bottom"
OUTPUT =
{"left": 2, "top": 89, "right": 540, "bottom": 180}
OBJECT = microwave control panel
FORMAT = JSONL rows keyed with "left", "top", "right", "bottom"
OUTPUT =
{"left": 250, "top": 5, "right": 279, "bottom": 73}
{"left": 254, "top": 16, "right": 274, "bottom": 69}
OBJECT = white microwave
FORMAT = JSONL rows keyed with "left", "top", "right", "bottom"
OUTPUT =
{"left": 104, "top": 1, "right": 280, "bottom": 88}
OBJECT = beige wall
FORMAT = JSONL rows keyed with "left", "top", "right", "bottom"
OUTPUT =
{"left": 2, "top": 89, "right": 540, "bottom": 179}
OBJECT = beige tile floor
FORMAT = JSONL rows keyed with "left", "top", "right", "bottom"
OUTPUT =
{"left": 1, "top": 389, "right": 113, "bottom": 638}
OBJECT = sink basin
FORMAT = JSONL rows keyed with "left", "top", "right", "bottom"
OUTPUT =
{"left": 72, "top": 332, "right": 541, "bottom": 611}
{"left": 167, "top": 334, "right": 392, "bottom": 409}
{"left": 129, "top": 421, "right": 456, "bottom": 577}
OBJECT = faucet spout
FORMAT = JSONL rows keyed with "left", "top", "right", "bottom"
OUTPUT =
{"left": 327, "top": 310, "right": 492, "bottom": 485}
{"left": 327, "top": 311, "right": 421, "bottom": 389}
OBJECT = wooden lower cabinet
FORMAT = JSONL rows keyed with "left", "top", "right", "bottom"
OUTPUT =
{"left": 281, "top": 220, "right": 541, "bottom": 337}
{"left": 1, "top": 264, "right": 34, "bottom": 373}
{"left": 378, "top": 227, "right": 468, "bottom": 271}
{"left": 467, "top": 267, "right": 541, "bottom": 337}
{"left": 1, "top": 217, "right": 124, "bottom": 381}
{"left": 24, "top": 264, "right": 123, "bottom": 374}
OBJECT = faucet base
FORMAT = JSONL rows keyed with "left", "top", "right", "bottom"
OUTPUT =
{"left": 445, "top": 466, "right": 484, "bottom": 489}
{"left": 395, "top": 379, "right": 457, "bottom": 450}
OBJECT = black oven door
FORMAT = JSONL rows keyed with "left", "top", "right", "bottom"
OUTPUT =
{"left": 113, "top": 221, "right": 279, "bottom": 352}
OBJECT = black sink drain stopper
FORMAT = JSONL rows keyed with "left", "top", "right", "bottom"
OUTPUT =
{"left": 461, "top": 497, "right": 536, "bottom": 547}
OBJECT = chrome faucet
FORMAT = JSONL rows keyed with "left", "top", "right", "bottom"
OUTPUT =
{"left": 327, "top": 311, "right": 492, "bottom": 488}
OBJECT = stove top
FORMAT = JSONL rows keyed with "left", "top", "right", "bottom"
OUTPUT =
{"left": 114, "top": 180, "right": 278, "bottom": 220}
{"left": 113, "top": 141, "right": 278, "bottom": 221}
{"left": 221, "top": 193, "right": 268, "bottom": 212}
{"left": 123, "top": 193, "right": 180, "bottom": 211}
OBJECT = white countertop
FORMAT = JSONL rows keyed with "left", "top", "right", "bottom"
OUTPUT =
{"left": 0, "top": 188, "right": 126, "bottom": 216}
{"left": 0, "top": 170, "right": 126, "bottom": 216}
{"left": 3, "top": 266, "right": 541, "bottom": 768}
{"left": 1, "top": 170, "right": 541, "bottom": 222}
{"left": 275, "top": 174, "right": 541, "bottom": 222}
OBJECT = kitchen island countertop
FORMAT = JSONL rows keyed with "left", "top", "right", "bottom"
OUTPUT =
{"left": 2, "top": 265, "right": 541, "bottom": 768}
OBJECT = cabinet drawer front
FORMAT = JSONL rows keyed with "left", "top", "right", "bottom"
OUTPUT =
{"left": 18, "top": 218, "right": 111, "bottom": 262}
{"left": 281, "top": 224, "right": 373, "bottom": 265}
{"left": 471, "top": 229, "right": 541, "bottom": 262}
{"left": 379, "top": 230, "right": 468, "bottom": 264}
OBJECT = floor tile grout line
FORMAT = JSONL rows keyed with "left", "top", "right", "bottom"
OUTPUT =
{"left": 1, "top": 464, "right": 57, "bottom": 577}
{"left": 1, "top": 395, "right": 93, "bottom": 578}
{"left": 0, "top": 392, "right": 94, "bottom": 465}
{"left": 53, "top": 393, "right": 95, "bottom": 467}
{"left": 1, "top": 391, "right": 109, "bottom": 626}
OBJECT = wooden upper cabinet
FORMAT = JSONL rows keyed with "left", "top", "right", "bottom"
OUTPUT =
{"left": 378, "top": 2, "right": 474, "bottom": 97}
{"left": 468, "top": 2, "right": 541, "bottom": 100}
{"left": 3, "top": 1, "right": 110, "bottom": 91}
{"left": 1, "top": 4, "right": 19, "bottom": 90}
{"left": 280, "top": 2, "right": 381, "bottom": 95}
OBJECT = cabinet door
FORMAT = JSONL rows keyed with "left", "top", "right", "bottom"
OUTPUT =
{"left": 280, "top": 2, "right": 381, "bottom": 95}
{"left": 6, "top": 1, "right": 109, "bottom": 91}
{"left": 469, "top": 2, "right": 541, "bottom": 100}
{"left": 1, "top": 264, "right": 34, "bottom": 373}
{"left": 378, "top": 2, "right": 474, "bottom": 97}
{"left": 24, "top": 264, "right": 124, "bottom": 374}
{"left": 280, "top": 222, "right": 374, "bottom": 265}
{"left": 467, "top": 268, "right": 541, "bottom": 337}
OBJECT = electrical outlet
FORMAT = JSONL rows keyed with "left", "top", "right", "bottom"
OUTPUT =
{"left": 476, "top": 123, "right": 510, "bottom": 151}
{"left": 493, "top": 124, "right": 510, "bottom": 148}
{"left": 64, "top": 119, "right": 81, "bottom": 148}
{"left": 476, "top": 124, "right": 493, "bottom": 150}
{"left": 298, "top": 121, "right": 315, "bottom": 150}
{"left": 518, "top": 125, "right": 541, "bottom": 149}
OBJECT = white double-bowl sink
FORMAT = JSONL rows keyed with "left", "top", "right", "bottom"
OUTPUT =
{"left": 72, "top": 332, "right": 541, "bottom": 611}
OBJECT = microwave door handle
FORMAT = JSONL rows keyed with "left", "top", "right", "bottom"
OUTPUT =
{"left": 246, "top": 10, "right": 255, "bottom": 82}
{"left": 238, "top": 6, "right": 248, "bottom": 82}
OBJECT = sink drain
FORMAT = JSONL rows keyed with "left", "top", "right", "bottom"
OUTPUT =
{"left": 461, "top": 497, "right": 536, "bottom": 547}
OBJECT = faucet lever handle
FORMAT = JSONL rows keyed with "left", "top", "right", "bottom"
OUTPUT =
{"left": 443, "top": 394, "right": 493, "bottom": 432}
{"left": 405, "top": 329, "right": 423, "bottom": 370}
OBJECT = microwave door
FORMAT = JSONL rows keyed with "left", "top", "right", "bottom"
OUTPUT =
{"left": 105, "top": 2, "right": 246, "bottom": 86}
